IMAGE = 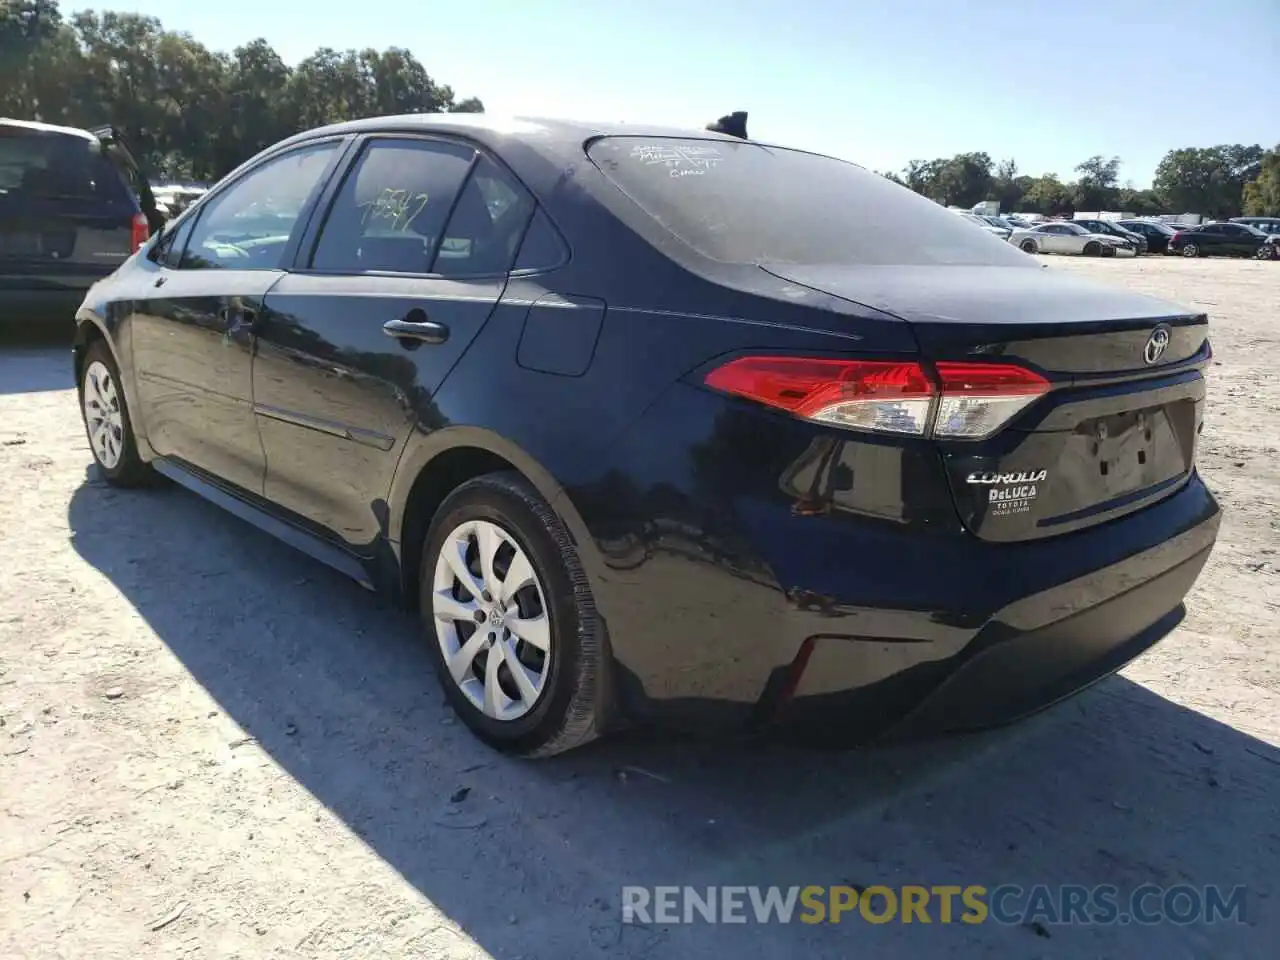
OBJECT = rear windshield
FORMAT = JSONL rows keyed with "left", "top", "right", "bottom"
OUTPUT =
{"left": 0, "top": 128, "right": 133, "bottom": 207}
{"left": 587, "top": 136, "right": 1031, "bottom": 267}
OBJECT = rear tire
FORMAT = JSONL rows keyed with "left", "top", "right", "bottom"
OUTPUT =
{"left": 1182, "top": 243, "right": 1199, "bottom": 258}
{"left": 78, "top": 340, "right": 152, "bottom": 487}
{"left": 1083, "top": 241, "right": 1102, "bottom": 256}
{"left": 420, "top": 471, "right": 605, "bottom": 757}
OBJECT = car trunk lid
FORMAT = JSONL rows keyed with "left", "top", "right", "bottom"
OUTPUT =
{"left": 761, "top": 263, "right": 1209, "bottom": 542}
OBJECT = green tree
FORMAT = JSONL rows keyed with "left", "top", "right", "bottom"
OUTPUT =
{"left": 1072, "top": 154, "right": 1120, "bottom": 211}
{"left": 991, "top": 157, "right": 1024, "bottom": 210}
{"left": 0, "top": 0, "right": 484, "bottom": 181}
{"left": 1117, "top": 186, "right": 1163, "bottom": 216}
{"left": 1020, "top": 173, "right": 1072, "bottom": 216}
{"left": 1154, "top": 144, "right": 1264, "bottom": 218}
{"left": 1241, "top": 146, "right": 1280, "bottom": 216}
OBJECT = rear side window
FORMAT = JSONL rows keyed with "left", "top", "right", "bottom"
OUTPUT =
{"left": 587, "top": 136, "right": 1031, "bottom": 267}
{"left": 434, "top": 155, "right": 536, "bottom": 276}
{"left": 0, "top": 128, "right": 132, "bottom": 207}
{"left": 513, "top": 209, "right": 569, "bottom": 271}
{"left": 309, "top": 138, "right": 476, "bottom": 274}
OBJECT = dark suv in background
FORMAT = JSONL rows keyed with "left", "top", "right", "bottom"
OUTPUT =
{"left": 1117, "top": 219, "right": 1178, "bottom": 255}
{"left": 1, "top": 119, "right": 161, "bottom": 326}
{"left": 1169, "top": 221, "right": 1278, "bottom": 259}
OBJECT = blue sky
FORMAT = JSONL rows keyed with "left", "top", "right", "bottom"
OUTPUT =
{"left": 117, "top": 0, "right": 1278, "bottom": 187}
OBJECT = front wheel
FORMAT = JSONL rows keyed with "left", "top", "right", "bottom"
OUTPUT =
{"left": 1019, "top": 238, "right": 1038, "bottom": 254}
{"left": 78, "top": 340, "right": 152, "bottom": 486}
{"left": 420, "top": 471, "right": 606, "bottom": 757}
{"left": 1083, "top": 241, "right": 1102, "bottom": 256}
{"left": 1182, "top": 243, "right": 1200, "bottom": 258}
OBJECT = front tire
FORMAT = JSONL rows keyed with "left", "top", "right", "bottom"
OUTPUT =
{"left": 1019, "top": 238, "right": 1038, "bottom": 254}
{"left": 1083, "top": 241, "right": 1102, "bottom": 256}
{"left": 420, "top": 471, "right": 605, "bottom": 757}
{"left": 78, "top": 340, "right": 151, "bottom": 486}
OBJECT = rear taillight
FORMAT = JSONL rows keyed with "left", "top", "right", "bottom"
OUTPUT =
{"left": 703, "top": 356, "right": 1049, "bottom": 440}
{"left": 704, "top": 357, "right": 935, "bottom": 435}
{"left": 130, "top": 212, "right": 149, "bottom": 252}
{"left": 932, "top": 361, "right": 1050, "bottom": 438}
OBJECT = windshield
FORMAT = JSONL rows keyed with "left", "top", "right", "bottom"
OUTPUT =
{"left": 587, "top": 136, "right": 1031, "bottom": 267}
{"left": 0, "top": 128, "right": 132, "bottom": 206}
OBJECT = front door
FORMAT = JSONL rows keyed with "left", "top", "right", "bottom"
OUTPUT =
{"left": 254, "top": 137, "right": 537, "bottom": 548}
{"left": 129, "top": 141, "right": 343, "bottom": 492}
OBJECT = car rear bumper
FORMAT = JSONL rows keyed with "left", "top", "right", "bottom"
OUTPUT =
{"left": 772, "top": 517, "right": 1215, "bottom": 743}
{"left": 1, "top": 273, "right": 102, "bottom": 324}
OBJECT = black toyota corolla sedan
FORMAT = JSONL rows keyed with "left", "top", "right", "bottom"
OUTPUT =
{"left": 73, "top": 114, "right": 1220, "bottom": 756}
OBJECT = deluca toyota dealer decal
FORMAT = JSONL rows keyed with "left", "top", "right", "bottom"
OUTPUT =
{"left": 966, "top": 469, "right": 1048, "bottom": 517}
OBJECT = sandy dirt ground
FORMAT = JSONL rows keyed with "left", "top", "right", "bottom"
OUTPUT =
{"left": 1, "top": 256, "right": 1277, "bottom": 959}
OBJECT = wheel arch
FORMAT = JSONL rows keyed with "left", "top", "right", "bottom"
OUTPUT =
{"left": 71, "top": 309, "right": 152, "bottom": 457}
{"left": 389, "top": 427, "right": 603, "bottom": 616}
{"left": 71, "top": 313, "right": 111, "bottom": 386}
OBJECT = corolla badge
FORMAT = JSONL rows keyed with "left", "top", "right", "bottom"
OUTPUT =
{"left": 1144, "top": 325, "right": 1172, "bottom": 365}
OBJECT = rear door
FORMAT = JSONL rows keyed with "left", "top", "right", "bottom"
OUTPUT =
{"left": 1221, "top": 223, "right": 1260, "bottom": 256}
{"left": 252, "top": 136, "right": 536, "bottom": 546}
{"left": 0, "top": 122, "right": 139, "bottom": 289}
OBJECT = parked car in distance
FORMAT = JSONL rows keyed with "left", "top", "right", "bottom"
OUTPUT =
{"left": 1117, "top": 219, "right": 1178, "bottom": 255}
{"left": 1011, "top": 220, "right": 1135, "bottom": 257}
{"left": 982, "top": 215, "right": 1020, "bottom": 234}
{"left": 1074, "top": 218, "right": 1149, "bottom": 255}
{"left": 959, "top": 211, "right": 1010, "bottom": 239}
{"left": 1231, "top": 216, "right": 1280, "bottom": 237}
{"left": 73, "top": 113, "right": 1219, "bottom": 756}
{"left": 1169, "top": 221, "right": 1276, "bottom": 258}
{"left": 1, "top": 119, "right": 159, "bottom": 324}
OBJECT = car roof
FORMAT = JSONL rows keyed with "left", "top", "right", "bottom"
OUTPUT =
{"left": 280, "top": 113, "right": 761, "bottom": 158}
{"left": 0, "top": 117, "right": 99, "bottom": 143}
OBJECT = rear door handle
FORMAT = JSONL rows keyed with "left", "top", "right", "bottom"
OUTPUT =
{"left": 383, "top": 311, "right": 449, "bottom": 345}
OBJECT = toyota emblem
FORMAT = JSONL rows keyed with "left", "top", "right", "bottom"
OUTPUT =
{"left": 1143, "top": 326, "right": 1171, "bottom": 365}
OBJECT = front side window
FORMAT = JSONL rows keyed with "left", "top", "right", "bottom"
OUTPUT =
{"left": 588, "top": 136, "right": 1031, "bottom": 267}
{"left": 309, "top": 138, "right": 476, "bottom": 274}
{"left": 151, "top": 216, "right": 196, "bottom": 268}
{"left": 181, "top": 142, "right": 338, "bottom": 270}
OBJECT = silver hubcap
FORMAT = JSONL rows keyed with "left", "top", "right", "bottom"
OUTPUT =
{"left": 431, "top": 519, "right": 551, "bottom": 721}
{"left": 82, "top": 360, "right": 124, "bottom": 470}
{"left": 1184, "top": 244, "right": 1196, "bottom": 257}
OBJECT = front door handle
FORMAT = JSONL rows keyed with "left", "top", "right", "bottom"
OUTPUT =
{"left": 383, "top": 310, "right": 449, "bottom": 345}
